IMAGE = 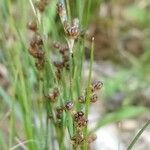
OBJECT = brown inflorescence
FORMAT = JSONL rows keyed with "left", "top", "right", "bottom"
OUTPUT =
{"left": 91, "top": 81, "right": 103, "bottom": 92}
{"left": 71, "top": 133, "right": 84, "bottom": 145}
{"left": 53, "top": 42, "right": 70, "bottom": 79}
{"left": 28, "top": 32, "right": 45, "bottom": 70}
{"left": 65, "top": 101, "right": 74, "bottom": 111}
{"left": 64, "top": 18, "right": 80, "bottom": 39}
{"left": 74, "top": 111, "right": 88, "bottom": 128}
{"left": 46, "top": 87, "right": 59, "bottom": 102}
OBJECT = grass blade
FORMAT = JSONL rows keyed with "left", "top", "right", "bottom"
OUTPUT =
{"left": 127, "top": 120, "right": 150, "bottom": 150}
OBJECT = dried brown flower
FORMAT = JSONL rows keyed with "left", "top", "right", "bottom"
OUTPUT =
{"left": 92, "top": 81, "right": 103, "bottom": 92}
{"left": 65, "top": 101, "right": 74, "bottom": 110}
{"left": 90, "top": 93, "right": 98, "bottom": 103}
{"left": 27, "top": 21, "right": 37, "bottom": 31}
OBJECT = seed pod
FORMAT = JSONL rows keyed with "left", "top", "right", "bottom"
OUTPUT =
{"left": 71, "top": 133, "right": 84, "bottom": 145}
{"left": 65, "top": 101, "right": 74, "bottom": 110}
{"left": 30, "top": 34, "right": 43, "bottom": 48}
{"left": 27, "top": 20, "right": 37, "bottom": 31}
{"left": 77, "top": 117, "right": 88, "bottom": 128}
{"left": 92, "top": 81, "right": 103, "bottom": 92}
{"left": 91, "top": 93, "right": 98, "bottom": 103}
{"left": 65, "top": 25, "right": 79, "bottom": 38}
{"left": 28, "top": 47, "right": 44, "bottom": 59}
{"left": 74, "top": 111, "right": 84, "bottom": 122}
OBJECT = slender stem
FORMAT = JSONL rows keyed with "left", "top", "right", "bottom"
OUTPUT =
{"left": 44, "top": 113, "right": 49, "bottom": 150}
{"left": 127, "top": 120, "right": 150, "bottom": 150}
{"left": 84, "top": 37, "right": 94, "bottom": 150}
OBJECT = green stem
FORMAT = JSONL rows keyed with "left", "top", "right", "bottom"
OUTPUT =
{"left": 127, "top": 120, "right": 150, "bottom": 150}
{"left": 84, "top": 37, "right": 94, "bottom": 150}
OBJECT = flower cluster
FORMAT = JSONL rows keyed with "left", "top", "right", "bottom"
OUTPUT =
{"left": 45, "top": 87, "right": 59, "bottom": 102}
{"left": 27, "top": 21, "right": 45, "bottom": 70}
{"left": 78, "top": 81, "right": 103, "bottom": 103}
{"left": 53, "top": 42, "right": 70, "bottom": 79}
{"left": 57, "top": 2, "right": 80, "bottom": 53}
{"left": 47, "top": 80, "right": 102, "bottom": 146}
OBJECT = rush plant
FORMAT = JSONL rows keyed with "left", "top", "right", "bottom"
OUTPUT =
{"left": 26, "top": 1, "right": 103, "bottom": 149}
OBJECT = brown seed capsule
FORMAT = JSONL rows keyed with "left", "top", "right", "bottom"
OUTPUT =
{"left": 71, "top": 133, "right": 84, "bottom": 145}
{"left": 28, "top": 47, "right": 44, "bottom": 59}
{"left": 91, "top": 93, "right": 98, "bottom": 103}
{"left": 27, "top": 20, "right": 37, "bottom": 31}
{"left": 65, "top": 101, "right": 74, "bottom": 110}
{"left": 46, "top": 87, "right": 59, "bottom": 102}
{"left": 74, "top": 111, "right": 84, "bottom": 122}
{"left": 77, "top": 117, "right": 88, "bottom": 128}
{"left": 30, "top": 34, "right": 43, "bottom": 48}
{"left": 65, "top": 26, "right": 79, "bottom": 38}
{"left": 92, "top": 81, "right": 103, "bottom": 92}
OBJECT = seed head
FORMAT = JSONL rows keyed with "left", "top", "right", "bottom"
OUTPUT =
{"left": 27, "top": 21, "right": 37, "bottom": 31}
{"left": 65, "top": 101, "right": 74, "bottom": 110}
{"left": 92, "top": 81, "right": 103, "bottom": 92}
{"left": 46, "top": 87, "right": 59, "bottom": 102}
{"left": 28, "top": 47, "right": 44, "bottom": 59}
{"left": 91, "top": 93, "right": 98, "bottom": 103}
{"left": 71, "top": 133, "right": 84, "bottom": 145}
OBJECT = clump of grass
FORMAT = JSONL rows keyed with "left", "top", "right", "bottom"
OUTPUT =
{"left": 25, "top": 1, "right": 103, "bottom": 150}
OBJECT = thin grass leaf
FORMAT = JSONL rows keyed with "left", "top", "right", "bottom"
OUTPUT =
{"left": 127, "top": 120, "right": 150, "bottom": 150}
{"left": 90, "top": 106, "right": 148, "bottom": 134}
